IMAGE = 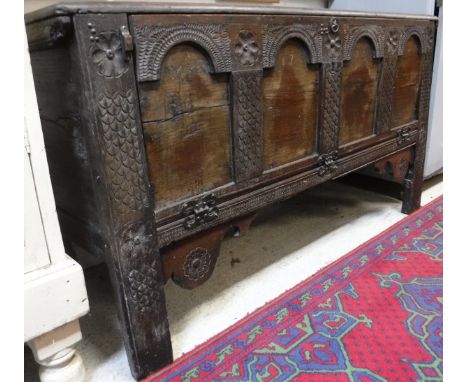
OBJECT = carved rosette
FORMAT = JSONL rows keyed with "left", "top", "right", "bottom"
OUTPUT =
{"left": 386, "top": 29, "right": 400, "bottom": 55}
{"left": 88, "top": 23, "right": 129, "bottom": 78}
{"left": 234, "top": 30, "right": 259, "bottom": 66}
{"left": 183, "top": 247, "right": 212, "bottom": 281}
{"left": 321, "top": 17, "right": 342, "bottom": 60}
{"left": 182, "top": 194, "right": 219, "bottom": 230}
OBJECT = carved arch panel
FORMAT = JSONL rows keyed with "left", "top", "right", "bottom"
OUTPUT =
{"left": 339, "top": 37, "right": 382, "bottom": 146}
{"left": 262, "top": 38, "right": 320, "bottom": 169}
{"left": 262, "top": 24, "right": 322, "bottom": 68}
{"left": 393, "top": 35, "right": 423, "bottom": 128}
{"left": 133, "top": 23, "right": 232, "bottom": 82}
{"left": 342, "top": 25, "right": 385, "bottom": 61}
{"left": 140, "top": 43, "right": 232, "bottom": 208}
{"left": 397, "top": 25, "right": 432, "bottom": 56}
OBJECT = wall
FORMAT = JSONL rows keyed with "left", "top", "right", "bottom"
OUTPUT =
{"left": 328, "top": 0, "right": 435, "bottom": 15}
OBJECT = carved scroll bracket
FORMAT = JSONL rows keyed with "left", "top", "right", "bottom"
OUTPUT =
{"left": 181, "top": 194, "right": 219, "bottom": 230}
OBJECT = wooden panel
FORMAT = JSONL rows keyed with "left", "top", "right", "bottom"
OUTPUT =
{"left": 263, "top": 39, "right": 319, "bottom": 169}
{"left": 141, "top": 44, "right": 232, "bottom": 207}
{"left": 393, "top": 36, "right": 422, "bottom": 128}
{"left": 340, "top": 38, "right": 380, "bottom": 146}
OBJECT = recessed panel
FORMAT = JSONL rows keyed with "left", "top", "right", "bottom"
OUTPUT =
{"left": 263, "top": 40, "right": 319, "bottom": 170}
{"left": 393, "top": 36, "right": 422, "bottom": 128}
{"left": 340, "top": 38, "right": 380, "bottom": 146}
{"left": 141, "top": 44, "right": 231, "bottom": 207}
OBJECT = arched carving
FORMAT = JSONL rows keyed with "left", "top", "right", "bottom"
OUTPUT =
{"left": 263, "top": 39, "right": 320, "bottom": 169}
{"left": 133, "top": 24, "right": 232, "bottom": 82}
{"left": 340, "top": 38, "right": 380, "bottom": 145}
{"left": 262, "top": 24, "right": 322, "bottom": 68}
{"left": 342, "top": 25, "right": 385, "bottom": 61}
{"left": 398, "top": 26, "right": 430, "bottom": 56}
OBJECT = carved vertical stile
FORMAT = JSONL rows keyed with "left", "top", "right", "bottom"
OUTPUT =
{"left": 402, "top": 26, "right": 435, "bottom": 214}
{"left": 320, "top": 61, "right": 342, "bottom": 154}
{"left": 231, "top": 70, "right": 263, "bottom": 182}
{"left": 74, "top": 14, "right": 172, "bottom": 379}
{"left": 318, "top": 18, "right": 342, "bottom": 176}
{"left": 376, "top": 28, "right": 400, "bottom": 134}
{"left": 230, "top": 25, "right": 263, "bottom": 183}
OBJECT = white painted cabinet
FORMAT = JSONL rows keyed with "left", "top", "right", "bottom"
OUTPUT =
{"left": 24, "top": 32, "right": 89, "bottom": 382}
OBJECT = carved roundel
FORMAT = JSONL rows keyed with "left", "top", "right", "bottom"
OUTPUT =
{"left": 183, "top": 247, "right": 212, "bottom": 281}
{"left": 88, "top": 23, "right": 129, "bottom": 78}
{"left": 235, "top": 30, "right": 259, "bottom": 66}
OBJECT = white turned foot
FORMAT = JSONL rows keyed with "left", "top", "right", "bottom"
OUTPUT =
{"left": 28, "top": 320, "right": 86, "bottom": 382}
{"left": 37, "top": 348, "right": 85, "bottom": 382}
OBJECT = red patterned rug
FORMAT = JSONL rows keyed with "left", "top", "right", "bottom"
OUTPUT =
{"left": 145, "top": 196, "right": 443, "bottom": 382}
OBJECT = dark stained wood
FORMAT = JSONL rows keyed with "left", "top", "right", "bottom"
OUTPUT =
{"left": 26, "top": 6, "right": 436, "bottom": 379}
{"left": 340, "top": 38, "right": 380, "bottom": 146}
{"left": 393, "top": 36, "right": 423, "bottom": 128}
{"left": 28, "top": 36, "right": 104, "bottom": 261}
{"left": 73, "top": 14, "right": 173, "bottom": 380}
{"left": 141, "top": 45, "right": 232, "bottom": 207}
{"left": 263, "top": 39, "right": 319, "bottom": 169}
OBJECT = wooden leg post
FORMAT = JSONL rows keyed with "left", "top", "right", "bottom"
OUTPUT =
{"left": 74, "top": 14, "right": 173, "bottom": 379}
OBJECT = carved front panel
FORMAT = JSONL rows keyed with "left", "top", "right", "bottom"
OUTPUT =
{"left": 339, "top": 38, "right": 381, "bottom": 146}
{"left": 128, "top": 14, "right": 435, "bottom": 234}
{"left": 140, "top": 44, "right": 232, "bottom": 208}
{"left": 263, "top": 39, "right": 319, "bottom": 169}
{"left": 393, "top": 36, "right": 423, "bottom": 128}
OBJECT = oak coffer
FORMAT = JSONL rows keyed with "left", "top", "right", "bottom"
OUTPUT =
{"left": 25, "top": 2, "right": 437, "bottom": 379}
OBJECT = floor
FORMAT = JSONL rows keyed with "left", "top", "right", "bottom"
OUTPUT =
{"left": 24, "top": 176, "right": 443, "bottom": 381}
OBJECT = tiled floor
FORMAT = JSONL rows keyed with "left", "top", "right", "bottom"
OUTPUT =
{"left": 24, "top": 176, "right": 442, "bottom": 381}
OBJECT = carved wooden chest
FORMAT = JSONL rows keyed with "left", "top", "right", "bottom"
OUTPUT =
{"left": 26, "top": 2, "right": 436, "bottom": 379}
